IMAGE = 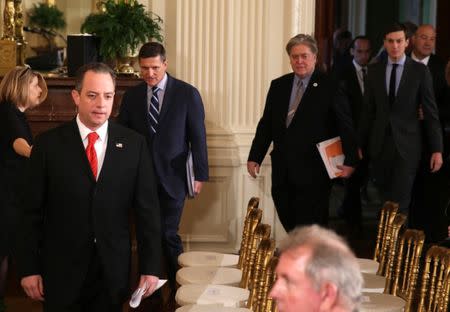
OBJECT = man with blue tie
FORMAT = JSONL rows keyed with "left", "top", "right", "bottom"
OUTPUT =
{"left": 358, "top": 23, "right": 443, "bottom": 214}
{"left": 118, "top": 42, "right": 209, "bottom": 294}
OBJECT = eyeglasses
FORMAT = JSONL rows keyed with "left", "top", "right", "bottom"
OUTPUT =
{"left": 18, "top": 66, "right": 32, "bottom": 79}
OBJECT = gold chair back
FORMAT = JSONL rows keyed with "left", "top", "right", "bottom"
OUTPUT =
{"left": 237, "top": 197, "right": 261, "bottom": 269}
{"left": 417, "top": 246, "right": 450, "bottom": 312}
{"left": 246, "top": 239, "right": 276, "bottom": 312}
{"left": 376, "top": 202, "right": 401, "bottom": 276}
{"left": 385, "top": 229, "right": 425, "bottom": 311}
{"left": 380, "top": 213, "right": 407, "bottom": 278}
{"left": 240, "top": 223, "right": 271, "bottom": 289}
{"left": 260, "top": 256, "right": 278, "bottom": 312}
{"left": 238, "top": 205, "right": 262, "bottom": 269}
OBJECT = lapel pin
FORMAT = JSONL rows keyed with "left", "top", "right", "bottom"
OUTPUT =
{"left": 116, "top": 143, "right": 123, "bottom": 148}
{"left": 313, "top": 82, "right": 318, "bottom": 87}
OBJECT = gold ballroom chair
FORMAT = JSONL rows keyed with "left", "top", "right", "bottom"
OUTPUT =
{"left": 417, "top": 245, "right": 450, "bottom": 312}
{"left": 358, "top": 201, "right": 399, "bottom": 274}
{"left": 174, "top": 257, "right": 278, "bottom": 312}
{"left": 360, "top": 229, "right": 426, "bottom": 312}
{"left": 175, "top": 238, "right": 276, "bottom": 308}
{"left": 176, "top": 223, "right": 271, "bottom": 287}
{"left": 362, "top": 213, "right": 407, "bottom": 293}
{"left": 178, "top": 197, "right": 260, "bottom": 268}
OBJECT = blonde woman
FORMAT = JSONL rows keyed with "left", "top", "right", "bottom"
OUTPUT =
{"left": 0, "top": 66, "right": 47, "bottom": 310}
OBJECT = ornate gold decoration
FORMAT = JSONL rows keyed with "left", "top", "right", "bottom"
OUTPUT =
{"left": 386, "top": 229, "right": 425, "bottom": 312}
{"left": 240, "top": 223, "right": 271, "bottom": 290}
{"left": 0, "top": 39, "right": 16, "bottom": 75}
{"left": 13, "top": 0, "right": 26, "bottom": 65}
{"left": 237, "top": 197, "right": 260, "bottom": 269}
{"left": 417, "top": 246, "right": 450, "bottom": 312}
{"left": 13, "top": 0, "right": 24, "bottom": 42}
{"left": 374, "top": 201, "right": 399, "bottom": 276}
{"left": 2, "top": 0, "right": 15, "bottom": 40}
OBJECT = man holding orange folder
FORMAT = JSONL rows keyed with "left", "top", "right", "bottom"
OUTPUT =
{"left": 247, "top": 34, "right": 358, "bottom": 232}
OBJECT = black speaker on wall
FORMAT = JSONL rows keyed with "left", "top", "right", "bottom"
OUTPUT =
{"left": 67, "top": 35, "right": 101, "bottom": 77}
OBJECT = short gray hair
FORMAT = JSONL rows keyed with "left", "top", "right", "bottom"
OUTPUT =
{"left": 285, "top": 34, "right": 318, "bottom": 55}
{"left": 280, "top": 225, "right": 363, "bottom": 311}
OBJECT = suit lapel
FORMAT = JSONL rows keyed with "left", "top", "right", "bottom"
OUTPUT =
{"left": 65, "top": 120, "right": 96, "bottom": 182}
{"left": 350, "top": 66, "right": 363, "bottom": 97}
{"left": 97, "top": 122, "right": 123, "bottom": 184}
{"left": 281, "top": 74, "right": 295, "bottom": 125}
{"left": 375, "top": 61, "right": 390, "bottom": 110}
{"left": 137, "top": 82, "right": 153, "bottom": 136}
{"left": 297, "top": 70, "right": 319, "bottom": 110}
{"left": 159, "top": 74, "right": 174, "bottom": 122}
{"left": 396, "top": 57, "right": 411, "bottom": 101}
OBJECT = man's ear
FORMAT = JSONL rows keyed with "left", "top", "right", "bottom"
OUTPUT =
{"left": 71, "top": 89, "right": 80, "bottom": 107}
{"left": 318, "top": 282, "right": 339, "bottom": 311}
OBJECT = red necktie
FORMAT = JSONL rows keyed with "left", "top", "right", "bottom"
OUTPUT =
{"left": 86, "top": 132, "right": 99, "bottom": 178}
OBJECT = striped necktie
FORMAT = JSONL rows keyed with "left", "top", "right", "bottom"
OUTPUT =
{"left": 286, "top": 80, "right": 304, "bottom": 127}
{"left": 148, "top": 86, "right": 160, "bottom": 134}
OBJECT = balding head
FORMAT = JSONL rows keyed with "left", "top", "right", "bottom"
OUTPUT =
{"left": 413, "top": 24, "right": 436, "bottom": 59}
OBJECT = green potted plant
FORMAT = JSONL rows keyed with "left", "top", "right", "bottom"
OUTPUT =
{"left": 27, "top": 2, "right": 66, "bottom": 51}
{"left": 80, "top": 0, "right": 163, "bottom": 73}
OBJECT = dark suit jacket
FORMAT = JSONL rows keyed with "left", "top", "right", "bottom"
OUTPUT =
{"left": 16, "top": 120, "right": 161, "bottom": 305}
{"left": 118, "top": 74, "right": 208, "bottom": 200}
{"left": 358, "top": 57, "right": 443, "bottom": 165}
{"left": 334, "top": 63, "right": 364, "bottom": 129}
{"left": 248, "top": 70, "right": 358, "bottom": 187}
{"left": 427, "top": 54, "right": 449, "bottom": 157}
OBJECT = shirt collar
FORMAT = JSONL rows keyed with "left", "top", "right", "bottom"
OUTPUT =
{"left": 388, "top": 54, "right": 406, "bottom": 66}
{"left": 148, "top": 73, "right": 168, "bottom": 92}
{"left": 76, "top": 115, "right": 108, "bottom": 142}
{"left": 411, "top": 52, "right": 430, "bottom": 65}
{"left": 294, "top": 72, "right": 313, "bottom": 88}
{"left": 352, "top": 59, "right": 367, "bottom": 71}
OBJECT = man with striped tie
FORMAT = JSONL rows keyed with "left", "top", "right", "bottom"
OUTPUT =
{"left": 118, "top": 42, "right": 209, "bottom": 297}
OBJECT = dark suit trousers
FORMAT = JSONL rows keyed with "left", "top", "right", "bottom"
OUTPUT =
{"left": 158, "top": 186, "right": 184, "bottom": 289}
{"left": 43, "top": 245, "right": 123, "bottom": 312}
{"left": 371, "top": 133, "right": 419, "bottom": 214}
{"left": 410, "top": 161, "right": 450, "bottom": 243}
{"left": 272, "top": 175, "right": 331, "bottom": 232}
{"left": 338, "top": 158, "right": 368, "bottom": 227}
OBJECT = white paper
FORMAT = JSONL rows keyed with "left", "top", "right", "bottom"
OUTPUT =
{"left": 129, "top": 279, "right": 167, "bottom": 308}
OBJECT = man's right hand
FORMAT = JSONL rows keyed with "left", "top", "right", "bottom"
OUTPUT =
{"left": 247, "top": 161, "right": 260, "bottom": 178}
{"left": 21, "top": 275, "right": 44, "bottom": 301}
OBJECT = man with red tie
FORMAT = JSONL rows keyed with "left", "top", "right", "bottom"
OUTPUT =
{"left": 16, "top": 63, "right": 162, "bottom": 312}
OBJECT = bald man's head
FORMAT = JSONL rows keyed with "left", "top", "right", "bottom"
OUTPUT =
{"left": 413, "top": 24, "right": 436, "bottom": 59}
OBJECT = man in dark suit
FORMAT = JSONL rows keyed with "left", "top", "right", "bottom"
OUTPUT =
{"left": 247, "top": 34, "right": 358, "bottom": 232}
{"left": 16, "top": 63, "right": 162, "bottom": 312}
{"left": 335, "top": 36, "right": 372, "bottom": 232}
{"left": 118, "top": 42, "right": 208, "bottom": 292}
{"left": 410, "top": 24, "right": 449, "bottom": 241}
{"left": 358, "top": 23, "right": 443, "bottom": 214}
{"left": 411, "top": 25, "right": 447, "bottom": 105}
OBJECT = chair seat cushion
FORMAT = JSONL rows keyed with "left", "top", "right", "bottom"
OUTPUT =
{"left": 176, "top": 304, "right": 252, "bottom": 312}
{"left": 177, "top": 267, "right": 242, "bottom": 286}
{"left": 362, "top": 273, "right": 386, "bottom": 293}
{"left": 178, "top": 252, "right": 239, "bottom": 267}
{"left": 359, "top": 292, "right": 406, "bottom": 312}
{"left": 357, "top": 258, "right": 379, "bottom": 274}
{"left": 175, "top": 284, "right": 250, "bottom": 307}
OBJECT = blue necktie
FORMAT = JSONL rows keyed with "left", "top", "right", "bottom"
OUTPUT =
{"left": 148, "top": 86, "right": 160, "bottom": 134}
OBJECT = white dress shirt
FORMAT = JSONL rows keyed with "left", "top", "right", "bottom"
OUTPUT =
{"left": 76, "top": 115, "right": 108, "bottom": 179}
